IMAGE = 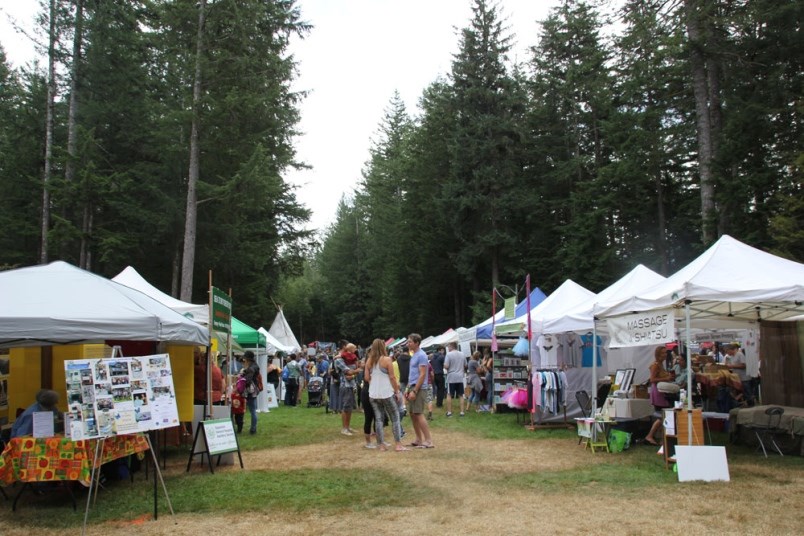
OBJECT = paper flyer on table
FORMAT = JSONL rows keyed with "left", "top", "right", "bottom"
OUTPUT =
{"left": 33, "top": 411, "right": 55, "bottom": 437}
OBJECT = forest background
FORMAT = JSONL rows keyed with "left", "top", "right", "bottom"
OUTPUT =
{"left": 0, "top": 0, "right": 801, "bottom": 345}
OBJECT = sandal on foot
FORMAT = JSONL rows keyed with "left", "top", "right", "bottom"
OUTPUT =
{"left": 395, "top": 446, "right": 410, "bottom": 452}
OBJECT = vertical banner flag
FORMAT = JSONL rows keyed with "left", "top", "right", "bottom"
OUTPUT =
{"left": 525, "top": 274, "right": 532, "bottom": 342}
{"left": 504, "top": 297, "right": 516, "bottom": 320}
{"left": 211, "top": 286, "right": 232, "bottom": 334}
{"left": 491, "top": 289, "right": 498, "bottom": 352}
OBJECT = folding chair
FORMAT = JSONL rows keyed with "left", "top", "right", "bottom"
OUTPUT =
{"left": 576, "top": 391, "right": 592, "bottom": 445}
{"left": 752, "top": 406, "right": 785, "bottom": 457}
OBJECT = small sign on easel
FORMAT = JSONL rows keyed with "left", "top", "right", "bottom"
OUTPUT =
{"left": 186, "top": 418, "right": 244, "bottom": 473}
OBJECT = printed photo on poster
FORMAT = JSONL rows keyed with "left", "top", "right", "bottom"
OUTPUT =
{"left": 64, "top": 353, "right": 179, "bottom": 439}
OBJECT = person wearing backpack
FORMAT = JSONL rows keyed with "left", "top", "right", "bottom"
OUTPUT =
{"left": 242, "top": 351, "right": 261, "bottom": 434}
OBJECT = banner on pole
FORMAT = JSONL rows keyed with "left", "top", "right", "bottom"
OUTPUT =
{"left": 606, "top": 308, "right": 675, "bottom": 348}
{"left": 503, "top": 297, "right": 516, "bottom": 320}
{"left": 211, "top": 286, "right": 232, "bottom": 334}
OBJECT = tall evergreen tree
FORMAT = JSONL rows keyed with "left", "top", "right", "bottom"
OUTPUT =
{"left": 525, "top": 0, "right": 615, "bottom": 289}
{"left": 445, "top": 0, "right": 528, "bottom": 292}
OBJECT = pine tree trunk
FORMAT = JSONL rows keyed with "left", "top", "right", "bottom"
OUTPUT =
{"left": 69, "top": 0, "right": 86, "bottom": 266}
{"left": 180, "top": 0, "right": 205, "bottom": 301}
{"left": 40, "top": 0, "right": 58, "bottom": 264}
{"left": 684, "top": 0, "right": 716, "bottom": 245}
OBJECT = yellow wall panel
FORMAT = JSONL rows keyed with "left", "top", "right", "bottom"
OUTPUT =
{"left": 169, "top": 345, "right": 195, "bottom": 422}
{"left": 9, "top": 347, "right": 42, "bottom": 421}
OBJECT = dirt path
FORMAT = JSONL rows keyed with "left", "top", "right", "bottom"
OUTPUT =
{"left": 5, "top": 429, "right": 804, "bottom": 535}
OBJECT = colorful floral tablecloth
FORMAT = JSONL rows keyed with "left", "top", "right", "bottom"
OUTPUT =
{"left": 0, "top": 434, "right": 149, "bottom": 487}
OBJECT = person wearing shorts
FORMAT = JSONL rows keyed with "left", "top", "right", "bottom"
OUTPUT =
{"left": 444, "top": 341, "right": 466, "bottom": 417}
{"left": 404, "top": 333, "right": 433, "bottom": 448}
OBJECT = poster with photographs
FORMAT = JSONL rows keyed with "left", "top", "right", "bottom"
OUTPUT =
{"left": 64, "top": 353, "right": 180, "bottom": 439}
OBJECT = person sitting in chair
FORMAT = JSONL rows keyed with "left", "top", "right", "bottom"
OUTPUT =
{"left": 11, "top": 389, "right": 59, "bottom": 438}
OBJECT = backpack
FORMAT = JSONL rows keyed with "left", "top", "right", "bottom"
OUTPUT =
{"left": 236, "top": 375, "right": 247, "bottom": 395}
{"left": 281, "top": 365, "right": 290, "bottom": 382}
{"left": 255, "top": 371, "right": 264, "bottom": 393}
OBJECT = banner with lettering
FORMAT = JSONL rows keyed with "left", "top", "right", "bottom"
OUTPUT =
{"left": 606, "top": 308, "right": 675, "bottom": 348}
{"left": 211, "top": 286, "right": 232, "bottom": 334}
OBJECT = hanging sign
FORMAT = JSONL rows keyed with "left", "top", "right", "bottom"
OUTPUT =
{"left": 504, "top": 297, "right": 516, "bottom": 320}
{"left": 606, "top": 308, "right": 675, "bottom": 348}
{"left": 211, "top": 286, "right": 232, "bottom": 334}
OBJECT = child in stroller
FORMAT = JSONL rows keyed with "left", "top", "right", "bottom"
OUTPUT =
{"left": 307, "top": 376, "right": 325, "bottom": 407}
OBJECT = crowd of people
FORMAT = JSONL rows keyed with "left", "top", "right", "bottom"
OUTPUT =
{"left": 188, "top": 335, "right": 496, "bottom": 450}
{"left": 229, "top": 335, "right": 499, "bottom": 450}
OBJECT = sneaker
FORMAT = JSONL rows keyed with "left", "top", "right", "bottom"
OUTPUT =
{"left": 364, "top": 443, "right": 377, "bottom": 449}
{"left": 446, "top": 412, "right": 453, "bottom": 417}
{"left": 341, "top": 429, "right": 354, "bottom": 436}
{"left": 459, "top": 412, "right": 465, "bottom": 417}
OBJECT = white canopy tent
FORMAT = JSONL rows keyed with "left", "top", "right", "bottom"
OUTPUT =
{"left": 540, "top": 265, "right": 666, "bottom": 336}
{"left": 257, "top": 327, "right": 295, "bottom": 355}
{"left": 0, "top": 261, "right": 209, "bottom": 347}
{"left": 426, "top": 328, "right": 470, "bottom": 348}
{"left": 594, "top": 235, "right": 804, "bottom": 323}
{"left": 594, "top": 235, "right": 804, "bottom": 439}
{"left": 112, "top": 266, "right": 209, "bottom": 325}
{"left": 495, "top": 279, "right": 596, "bottom": 336}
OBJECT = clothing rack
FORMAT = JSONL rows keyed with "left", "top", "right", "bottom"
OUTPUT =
{"left": 528, "top": 367, "right": 572, "bottom": 430}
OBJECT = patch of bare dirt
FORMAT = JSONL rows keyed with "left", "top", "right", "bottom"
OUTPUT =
{"left": 4, "top": 427, "right": 804, "bottom": 535}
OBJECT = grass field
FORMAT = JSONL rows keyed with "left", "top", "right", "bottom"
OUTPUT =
{"left": 2, "top": 398, "right": 803, "bottom": 535}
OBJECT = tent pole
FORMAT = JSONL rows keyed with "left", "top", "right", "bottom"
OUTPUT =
{"left": 685, "top": 300, "right": 693, "bottom": 445}
{"left": 592, "top": 321, "right": 598, "bottom": 416}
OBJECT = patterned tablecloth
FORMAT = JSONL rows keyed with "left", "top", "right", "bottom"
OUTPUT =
{"left": 0, "top": 434, "right": 149, "bottom": 487}
{"left": 695, "top": 370, "right": 743, "bottom": 391}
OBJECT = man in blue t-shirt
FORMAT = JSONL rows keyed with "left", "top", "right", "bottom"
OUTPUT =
{"left": 404, "top": 333, "right": 433, "bottom": 448}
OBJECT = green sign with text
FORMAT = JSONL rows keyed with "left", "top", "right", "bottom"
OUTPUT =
{"left": 211, "top": 286, "right": 232, "bottom": 334}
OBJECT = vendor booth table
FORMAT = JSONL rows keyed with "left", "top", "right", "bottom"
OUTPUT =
{"left": 0, "top": 433, "right": 149, "bottom": 510}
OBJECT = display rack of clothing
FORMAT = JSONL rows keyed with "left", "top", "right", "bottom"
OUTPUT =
{"left": 530, "top": 367, "right": 569, "bottom": 425}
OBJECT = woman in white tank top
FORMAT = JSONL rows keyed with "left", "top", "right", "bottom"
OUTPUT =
{"left": 364, "top": 338, "right": 407, "bottom": 451}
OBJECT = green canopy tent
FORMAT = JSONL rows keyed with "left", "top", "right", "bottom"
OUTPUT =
{"left": 231, "top": 316, "right": 266, "bottom": 348}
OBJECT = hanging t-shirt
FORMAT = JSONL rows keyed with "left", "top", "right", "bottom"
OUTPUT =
{"left": 536, "top": 334, "right": 559, "bottom": 368}
{"left": 581, "top": 333, "right": 602, "bottom": 367}
{"left": 564, "top": 332, "right": 582, "bottom": 368}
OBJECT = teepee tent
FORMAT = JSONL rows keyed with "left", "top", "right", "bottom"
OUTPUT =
{"left": 268, "top": 309, "right": 302, "bottom": 353}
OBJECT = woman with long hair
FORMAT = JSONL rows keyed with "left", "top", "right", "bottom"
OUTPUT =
{"left": 364, "top": 338, "right": 407, "bottom": 452}
{"left": 643, "top": 346, "right": 675, "bottom": 445}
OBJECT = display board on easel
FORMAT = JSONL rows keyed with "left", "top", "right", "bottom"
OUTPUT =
{"left": 64, "top": 353, "right": 180, "bottom": 439}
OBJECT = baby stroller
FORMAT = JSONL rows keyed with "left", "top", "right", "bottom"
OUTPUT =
{"left": 307, "top": 376, "right": 325, "bottom": 407}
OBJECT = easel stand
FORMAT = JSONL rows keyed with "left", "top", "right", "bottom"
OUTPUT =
{"left": 81, "top": 434, "right": 173, "bottom": 535}
{"left": 186, "top": 418, "right": 244, "bottom": 474}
